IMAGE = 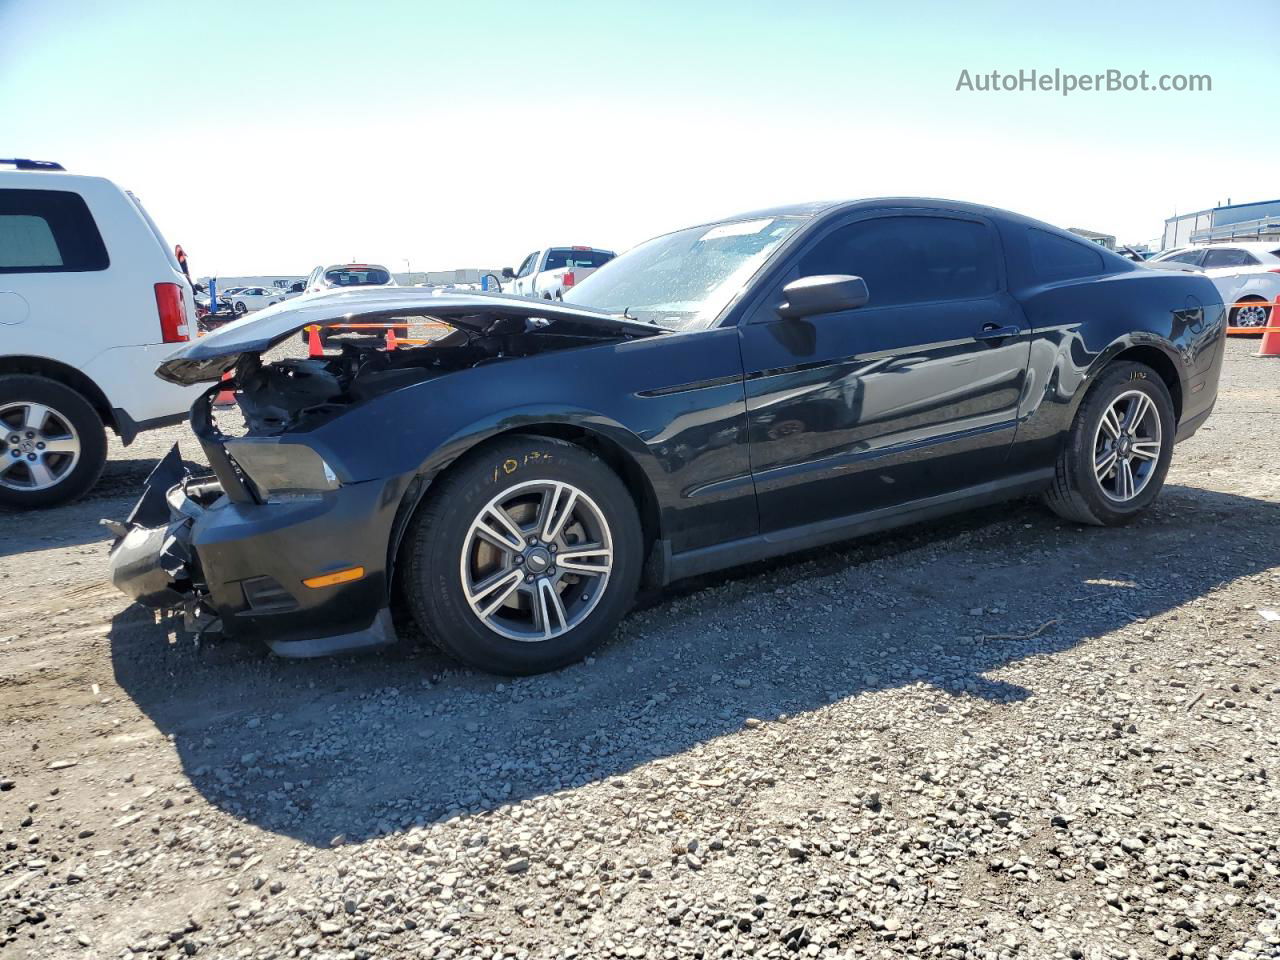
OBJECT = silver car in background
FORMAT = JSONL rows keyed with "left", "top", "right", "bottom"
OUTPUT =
{"left": 1149, "top": 242, "right": 1280, "bottom": 327}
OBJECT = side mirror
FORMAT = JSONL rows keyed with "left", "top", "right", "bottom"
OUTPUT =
{"left": 776, "top": 275, "right": 869, "bottom": 320}
{"left": 501, "top": 267, "right": 515, "bottom": 279}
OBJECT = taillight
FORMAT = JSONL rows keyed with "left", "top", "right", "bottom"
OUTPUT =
{"left": 1268, "top": 268, "right": 1280, "bottom": 274}
{"left": 155, "top": 282, "right": 189, "bottom": 343}
{"left": 562, "top": 271, "right": 576, "bottom": 288}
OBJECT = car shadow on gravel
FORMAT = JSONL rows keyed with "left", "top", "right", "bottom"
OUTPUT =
{"left": 107, "top": 483, "right": 1280, "bottom": 848}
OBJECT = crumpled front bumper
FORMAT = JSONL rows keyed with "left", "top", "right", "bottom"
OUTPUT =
{"left": 106, "top": 445, "right": 206, "bottom": 613}
{"left": 105, "top": 444, "right": 400, "bottom": 657}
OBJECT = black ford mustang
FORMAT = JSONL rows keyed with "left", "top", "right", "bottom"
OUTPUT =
{"left": 108, "top": 199, "right": 1226, "bottom": 675}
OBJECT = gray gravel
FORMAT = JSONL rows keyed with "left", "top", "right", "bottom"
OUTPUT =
{"left": 1, "top": 338, "right": 1278, "bottom": 959}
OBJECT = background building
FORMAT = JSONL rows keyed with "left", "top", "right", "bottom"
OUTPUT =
{"left": 1068, "top": 227, "right": 1116, "bottom": 250}
{"left": 1163, "top": 199, "right": 1280, "bottom": 249}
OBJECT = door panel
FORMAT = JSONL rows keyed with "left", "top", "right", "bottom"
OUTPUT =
{"left": 737, "top": 213, "right": 1031, "bottom": 533}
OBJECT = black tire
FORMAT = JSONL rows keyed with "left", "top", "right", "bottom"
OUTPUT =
{"left": 233, "top": 301, "right": 248, "bottom": 315}
{"left": 0, "top": 375, "right": 107, "bottom": 509}
{"left": 401, "top": 435, "right": 643, "bottom": 675}
{"left": 1043, "top": 361, "right": 1175, "bottom": 526}
{"left": 1229, "top": 298, "right": 1270, "bottom": 329}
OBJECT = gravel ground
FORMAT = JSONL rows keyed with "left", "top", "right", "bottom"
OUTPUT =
{"left": 1, "top": 339, "right": 1278, "bottom": 960}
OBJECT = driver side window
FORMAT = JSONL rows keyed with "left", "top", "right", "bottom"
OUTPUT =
{"left": 796, "top": 215, "right": 999, "bottom": 308}
{"left": 516, "top": 253, "right": 538, "bottom": 278}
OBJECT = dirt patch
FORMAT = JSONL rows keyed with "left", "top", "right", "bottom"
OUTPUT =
{"left": 2, "top": 340, "right": 1278, "bottom": 959}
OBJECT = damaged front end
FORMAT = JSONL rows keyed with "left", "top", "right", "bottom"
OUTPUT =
{"left": 105, "top": 289, "right": 664, "bottom": 656}
{"left": 104, "top": 444, "right": 225, "bottom": 634}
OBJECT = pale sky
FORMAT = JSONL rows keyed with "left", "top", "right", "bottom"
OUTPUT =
{"left": 3, "top": 0, "right": 1277, "bottom": 276}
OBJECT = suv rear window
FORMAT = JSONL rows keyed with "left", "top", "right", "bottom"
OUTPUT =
{"left": 324, "top": 266, "right": 390, "bottom": 286}
{"left": 0, "top": 189, "right": 109, "bottom": 273}
{"left": 544, "top": 249, "right": 614, "bottom": 271}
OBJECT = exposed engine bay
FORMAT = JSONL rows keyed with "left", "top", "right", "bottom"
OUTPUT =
{"left": 231, "top": 316, "right": 638, "bottom": 435}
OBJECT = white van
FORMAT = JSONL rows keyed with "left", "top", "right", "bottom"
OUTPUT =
{"left": 0, "top": 159, "right": 200, "bottom": 508}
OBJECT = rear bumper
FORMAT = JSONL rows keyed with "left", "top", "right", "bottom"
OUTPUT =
{"left": 1175, "top": 321, "right": 1227, "bottom": 444}
{"left": 81, "top": 343, "right": 205, "bottom": 424}
{"left": 107, "top": 445, "right": 403, "bottom": 657}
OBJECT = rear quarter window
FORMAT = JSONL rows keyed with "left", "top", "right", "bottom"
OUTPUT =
{"left": 0, "top": 189, "right": 109, "bottom": 273}
{"left": 1028, "top": 228, "right": 1105, "bottom": 282}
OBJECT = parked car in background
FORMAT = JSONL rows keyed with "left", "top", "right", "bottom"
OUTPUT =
{"left": 0, "top": 158, "right": 200, "bottom": 507}
{"left": 302, "top": 263, "right": 397, "bottom": 297}
{"left": 1149, "top": 242, "right": 1280, "bottom": 327}
{"left": 226, "top": 285, "right": 287, "bottom": 315}
{"left": 297, "top": 264, "right": 398, "bottom": 346}
{"left": 502, "top": 246, "right": 615, "bottom": 299}
{"left": 109, "top": 198, "right": 1225, "bottom": 675}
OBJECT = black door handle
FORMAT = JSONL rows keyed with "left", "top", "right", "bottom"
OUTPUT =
{"left": 975, "top": 323, "right": 1019, "bottom": 341}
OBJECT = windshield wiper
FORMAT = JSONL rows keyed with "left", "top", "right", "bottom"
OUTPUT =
{"left": 617, "top": 306, "right": 660, "bottom": 325}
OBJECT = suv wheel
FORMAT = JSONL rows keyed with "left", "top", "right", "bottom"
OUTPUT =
{"left": 1043, "top": 361, "right": 1175, "bottom": 526}
{"left": 401, "top": 435, "right": 642, "bottom": 675}
{"left": 0, "top": 375, "right": 107, "bottom": 508}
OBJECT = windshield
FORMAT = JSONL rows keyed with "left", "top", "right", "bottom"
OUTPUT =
{"left": 562, "top": 217, "right": 805, "bottom": 329}
{"left": 544, "top": 248, "right": 614, "bottom": 271}
{"left": 324, "top": 265, "right": 391, "bottom": 286}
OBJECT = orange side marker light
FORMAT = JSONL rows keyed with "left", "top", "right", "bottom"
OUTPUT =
{"left": 302, "top": 566, "right": 365, "bottom": 589}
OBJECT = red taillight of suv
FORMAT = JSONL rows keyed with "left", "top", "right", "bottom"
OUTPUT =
{"left": 562, "top": 271, "right": 576, "bottom": 288}
{"left": 155, "top": 282, "right": 189, "bottom": 343}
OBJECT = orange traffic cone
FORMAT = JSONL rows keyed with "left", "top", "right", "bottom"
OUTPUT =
{"left": 307, "top": 325, "right": 324, "bottom": 358}
{"left": 385, "top": 326, "right": 398, "bottom": 351}
{"left": 1258, "top": 306, "right": 1280, "bottom": 358}
{"left": 213, "top": 371, "right": 236, "bottom": 407}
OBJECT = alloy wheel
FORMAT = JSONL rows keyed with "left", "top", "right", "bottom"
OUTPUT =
{"left": 1233, "top": 303, "right": 1269, "bottom": 328}
{"left": 1092, "top": 389, "right": 1162, "bottom": 503}
{"left": 459, "top": 479, "right": 613, "bottom": 642}
{"left": 0, "top": 401, "right": 81, "bottom": 492}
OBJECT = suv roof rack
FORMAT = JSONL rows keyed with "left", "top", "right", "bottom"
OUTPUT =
{"left": 0, "top": 158, "right": 66, "bottom": 171}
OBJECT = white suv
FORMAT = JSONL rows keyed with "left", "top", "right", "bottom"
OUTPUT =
{"left": 0, "top": 159, "right": 200, "bottom": 508}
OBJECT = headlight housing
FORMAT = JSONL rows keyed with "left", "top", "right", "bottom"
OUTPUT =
{"left": 224, "top": 439, "right": 339, "bottom": 502}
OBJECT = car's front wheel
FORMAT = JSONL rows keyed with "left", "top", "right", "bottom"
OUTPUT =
{"left": 401, "top": 435, "right": 643, "bottom": 675}
{"left": 1043, "top": 361, "right": 1175, "bottom": 525}
{"left": 0, "top": 375, "right": 107, "bottom": 509}
{"left": 233, "top": 301, "right": 248, "bottom": 315}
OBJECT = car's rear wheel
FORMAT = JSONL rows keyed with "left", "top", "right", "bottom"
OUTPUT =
{"left": 401, "top": 435, "right": 642, "bottom": 675}
{"left": 1043, "top": 361, "right": 1175, "bottom": 526}
{"left": 0, "top": 375, "right": 107, "bottom": 509}
{"left": 1229, "top": 298, "right": 1271, "bottom": 329}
